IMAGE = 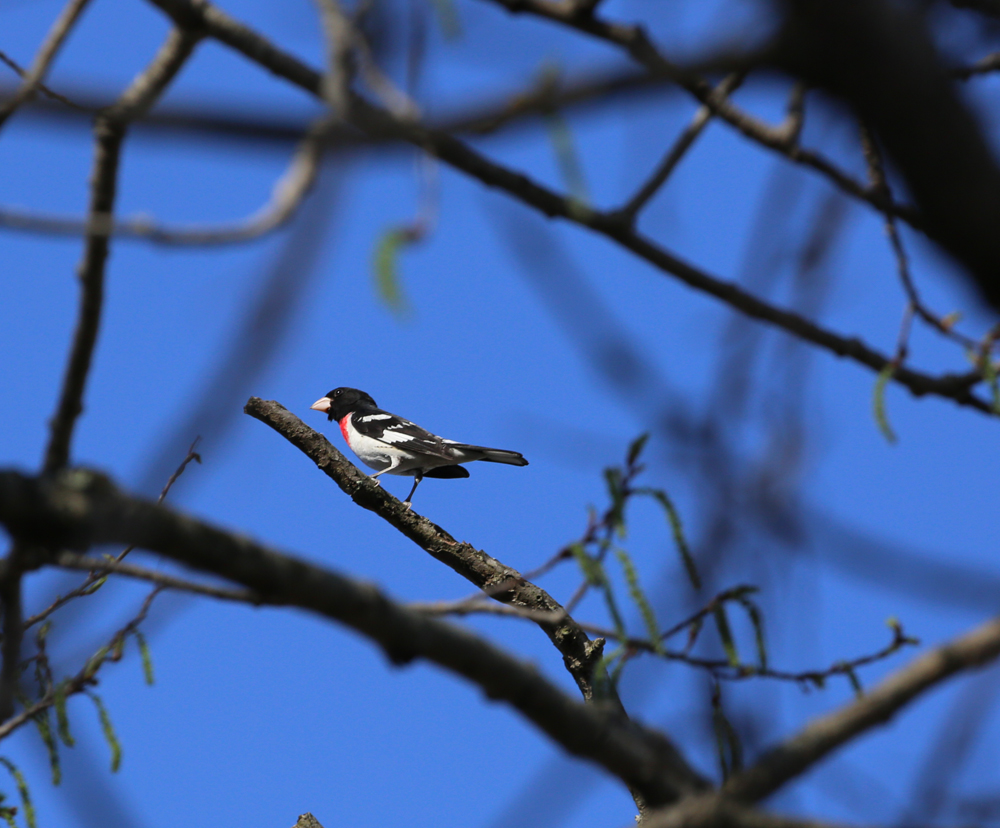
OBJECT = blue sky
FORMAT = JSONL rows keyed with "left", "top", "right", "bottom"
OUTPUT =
{"left": 2, "top": 0, "right": 1000, "bottom": 826}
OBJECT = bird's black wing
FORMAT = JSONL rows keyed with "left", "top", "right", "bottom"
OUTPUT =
{"left": 351, "top": 410, "right": 458, "bottom": 462}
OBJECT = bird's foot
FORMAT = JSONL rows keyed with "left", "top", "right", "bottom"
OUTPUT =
{"left": 403, "top": 500, "right": 413, "bottom": 511}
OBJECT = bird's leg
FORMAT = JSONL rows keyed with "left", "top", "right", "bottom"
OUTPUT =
{"left": 367, "top": 458, "right": 400, "bottom": 488}
{"left": 403, "top": 473, "right": 423, "bottom": 509}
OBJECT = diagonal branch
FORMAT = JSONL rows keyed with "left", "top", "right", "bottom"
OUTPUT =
{"left": 245, "top": 398, "right": 625, "bottom": 704}
{"left": 0, "top": 0, "right": 94, "bottom": 130}
{"left": 721, "top": 614, "right": 1000, "bottom": 803}
{"left": 0, "top": 466, "right": 704, "bottom": 808}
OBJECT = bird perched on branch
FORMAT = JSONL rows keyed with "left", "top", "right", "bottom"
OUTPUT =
{"left": 310, "top": 387, "right": 528, "bottom": 507}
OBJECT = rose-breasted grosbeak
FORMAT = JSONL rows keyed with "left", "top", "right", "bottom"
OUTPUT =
{"left": 310, "top": 387, "right": 528, "bottom": 506}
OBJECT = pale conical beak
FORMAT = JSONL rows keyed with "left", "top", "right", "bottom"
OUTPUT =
{"left": 310, "top": 397, "right": 332, "bottom": 412}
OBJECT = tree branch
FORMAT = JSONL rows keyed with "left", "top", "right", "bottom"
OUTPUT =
{"left": 42, "top": 26, "right": 202, "bottom": 475}
{"left": 722, "top": 615, "right": 1000, "bottom": 803}
{"left": 0, "top": 0, "right": 94, "bottom": 129}
{"left": 0, "top": 466, "right": 704, "bottom": 808}
{"left": 136, "top": 0, "right": 996, "bottom": 415}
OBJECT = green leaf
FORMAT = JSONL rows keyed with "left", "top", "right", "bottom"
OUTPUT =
{"left": 712, "top": 604, "right": 739, "bottom": 667}
{"left": 873, "top": 363, "right": 897, "bottom": 444}
{"left": 734, "top": 594, "right": 767, "bottom": 670}
{"left": 86, "top": 692, "right": 122, "bottom": 773}
{"left": 980, "top": 355, "right": 1000, "bottom": 415}
{"left": 710, "top": 686, "right": 743, "bottom": 781}
{"left": 83, "top": 646, "right": 109, "bottom": 680}
{"left": 31, "top": 709, "right": 60, "bottom": 786}
{"left": 569, "top": 543, "right": 604, "bottom": 586}
{"left": 638, "top": 488, "right": 701, "bottom": 589}
{"left": 613, "top": 547, "right": 663, "bottom": 654}
{"left": 373, "top": 228, "right": 415, "bottom": 316}
{"left": 603, "top": 468, "right": 627, "bottom": 537}
{"left": 53, "top": 682, "right": 75, "bottom": 747}
{"left": 601, "top": 576, "right": 628, "bottom": 645}
{"left": 135, "top": 632, "right": 155, "bottom": 686}
{"left": 81, "top": 575, "right": 107, "bottom": 595}
{"left": 626, "top": 433, "right": 650, "bottom": 467}
{"left": 0, "top": 757, "right": 35, "bottom": 828}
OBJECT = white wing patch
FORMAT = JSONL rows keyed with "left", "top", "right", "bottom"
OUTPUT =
{"left": 381, "top": 429, "right": 417, "bottom": 443}
{"left": 359, "top": 414, "right": 392, "bottom": 422}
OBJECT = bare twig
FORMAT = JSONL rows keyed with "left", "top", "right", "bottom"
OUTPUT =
{"left": 55, "top": 553, "right": 262, "bottom": 604}
{"left": 25, "top": 438, "right": 203, "bottom": 632}
{"left": 0, "top": 0, "right": 94, "bottom": 129}
{"left": 0, "top": 49, "right": 93, "bottom": 112}
{"left": 617, "top": 72, "right": 744, "bottom": 222}
{"left": 42, "top": 26, "right": 201, "bottom": 475}
{"left": 860, "top": 126, "right": 977, "bottom": 352}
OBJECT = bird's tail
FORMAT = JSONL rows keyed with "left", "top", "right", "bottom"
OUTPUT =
{"left": 452, "top": 444, "right": 529, "bottom": 466}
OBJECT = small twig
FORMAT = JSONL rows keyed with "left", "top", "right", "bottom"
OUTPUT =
{"left": 0, "top": 0, "right": 94, "bottom": 129}
{"left": 0, "top": 588, "right": 158, "bottom": 745}
{"left": 55, "top": 553, "right": 262, "bottom": 604}
{"left": 860, "top": 126, "right": 977, "bottom": 353}
{"left": 617, "top": 72, "right": 744, "bottom": 222}
{"left": 0, "top": 50, "right": 93, "bottom": 112}
{"left": 25, "top": 439, "right": 203, "bottom": 632}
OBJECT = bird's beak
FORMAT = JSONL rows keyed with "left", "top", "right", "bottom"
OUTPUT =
{"left": 310, "top": 397, "right": 332, "bottom": 413}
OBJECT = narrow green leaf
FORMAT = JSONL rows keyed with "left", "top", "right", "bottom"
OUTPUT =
{"left": 0, "top": 806, "right": 17, "bottom": 828}
{"left": 626, "top": 433, "right": 650, "bottom": 467}
{"left": 601, "top": 579, "right": 628, "bottom": 645}
{"left": 873, "top": 363, "right": 897, "bottom": 444}
{"left": 735, "top": 595, "right": 767, "bottom": 670}
{"left": 83, "top": 646, "right": 109, "bottom": 680}
{"left": 86, "top": 692, "right": 122, "bottom": 773}
{"left": 712, "top": 604, "right": 739, "bottom": 667}
{"left": 53, "top": 682, "right": 75, "bottom": 747}
{"left": 135, "top": 632, "right": 155, "bottom": 686}
{"left": 638, "top": 488, "right": 701, "bottom": 589}
{"left": 80, "top": 575, "right": 107, "bottom": 596}
{"left": 603, "top": 467, "right": 627, "bottom": 537}
{"left": 613, "top": 548, "right": 663, "bottom": 654}
{"left": 979, "top": 355, "right": 1000, "bottom": 414}
{"left": 373, "top": 228, "right": 414, "bottom": 316}
{"left": 710, "top": 686, "right": 743, "bottom": 781}
{"left": 0, "top": 757, "right": 35, "bottom": 828}
{"left": 569, "top": 543, "right": 604, "bottom": 586}
{"left": 31, "top": 710, "right": 60, "bottom": 786}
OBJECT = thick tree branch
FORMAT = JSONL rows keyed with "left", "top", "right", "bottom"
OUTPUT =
{"left": 0, "top": 467, "right": 703, "bottom": 808}
{"left": 243, "top": 399, "right": 647, "bottom": 710}
{"left": 722, "top": 615, "right": 1000, "bottom": 803}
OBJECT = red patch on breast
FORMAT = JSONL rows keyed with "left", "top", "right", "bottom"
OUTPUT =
{"left": 339, "top": 414, "right": 352, "bottom": 448}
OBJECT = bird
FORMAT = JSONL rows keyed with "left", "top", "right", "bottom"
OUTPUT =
{"left": 310, "top": 387, "right": 528, "bottom": 506}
